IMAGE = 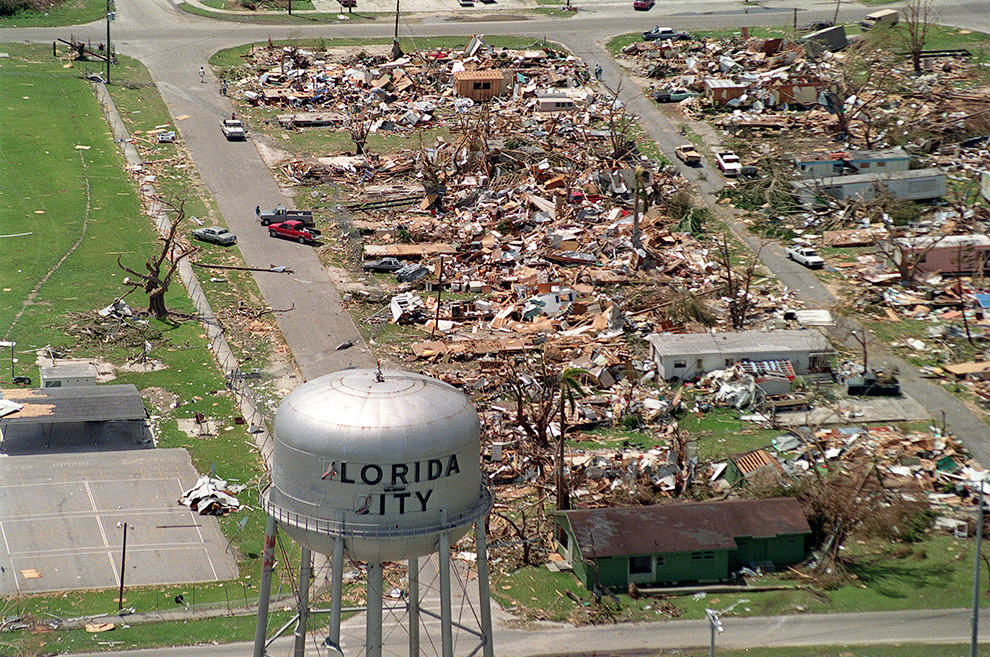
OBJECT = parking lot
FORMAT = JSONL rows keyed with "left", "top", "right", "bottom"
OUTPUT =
{"left": 0, "top": 449, "right": 239, "bottom": 595}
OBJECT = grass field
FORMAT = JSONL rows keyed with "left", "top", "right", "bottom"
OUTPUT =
{"left": 0, "top": 42, "right": 298, "bottom": 654}
{"left": 0, "top": 0, "right": 103, "bottom": 27}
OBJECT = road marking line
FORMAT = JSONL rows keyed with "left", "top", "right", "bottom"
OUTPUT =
{"left": 84, "top": 481, "right": 110, "bottom": 549}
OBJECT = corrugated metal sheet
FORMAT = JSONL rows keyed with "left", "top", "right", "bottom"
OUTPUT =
{"left": 561, "top": 497, "right": 809, "bottom": 559}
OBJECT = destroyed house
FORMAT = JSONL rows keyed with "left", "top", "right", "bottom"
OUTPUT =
{"left": 555, "top": 498, "right": 810, "bottom": 589}
{"left": 892, "top": 234, "right": 990, "bottom": 275}
{"left": 793, "top": 147, "right": 911, "bottom": 179}
{"left": 792, "top": 168, "right": 946, "bottom": 206}
{"left": 647, "top": 329, "right": 832, "bottom": 382}
{"left": 452, "top": 69, "right": 509, "bottom": 102}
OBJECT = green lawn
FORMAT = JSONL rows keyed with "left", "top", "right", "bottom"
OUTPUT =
{"left": 0, "top": 42, "right": 289, "bottom": 655}
{"left": 0, "top": 0, "right": 104, "bottom": 27}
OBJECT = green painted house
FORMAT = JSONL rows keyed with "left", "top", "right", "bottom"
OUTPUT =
{"left": 555, "top": 497, "right": 810, "bottom": 590}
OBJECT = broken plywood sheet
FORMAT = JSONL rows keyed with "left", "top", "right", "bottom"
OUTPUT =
{"left": 364, "top": 243, "right": 456, "bottom": 259}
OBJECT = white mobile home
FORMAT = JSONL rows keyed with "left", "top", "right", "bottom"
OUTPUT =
{"left": 647, "top": 329, "right": 833, "bottom": 381}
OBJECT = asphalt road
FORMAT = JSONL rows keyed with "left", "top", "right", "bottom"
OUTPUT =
{"left": 6, "top": 1, "right": 990, "bottom": 654}
{"left": 68, "top": 606, "right": 990, "bottom": 656}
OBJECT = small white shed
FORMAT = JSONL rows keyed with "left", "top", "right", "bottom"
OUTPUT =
{"left": 40, "top": 362, "right": 98, "bottom": 388}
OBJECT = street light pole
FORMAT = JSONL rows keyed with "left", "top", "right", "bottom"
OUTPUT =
{"left": 706, "top": 608, "right": 723, "bottom": 657}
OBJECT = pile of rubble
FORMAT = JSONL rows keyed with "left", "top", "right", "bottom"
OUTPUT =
{"left": 618, "top": 30, "right": 990, "bottom": 152}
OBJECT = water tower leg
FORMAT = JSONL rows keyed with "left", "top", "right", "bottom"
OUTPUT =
{"left": 328, "top": 533, "right": 344, "bottom": 650}
{"left": 367, "top": 562, "right": 384, "bottom": 657}
{"left": 253, "top": 516, "right": 278, "bottom": 657}
{"left": 293, "top": 546, "right": 312, "bottom": 657}
{"left": 439, "top": 529, "right": 453, "bottom": 657}
{"left": 408, "top": 557, "right": 420, "bottom": 657}
{"left": 475, "top": 519, "right": 494, "bottom": 657}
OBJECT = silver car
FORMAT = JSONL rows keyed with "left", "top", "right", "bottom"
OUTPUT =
{"left": 191, "top": 227, "right": 237, "bottom": 246}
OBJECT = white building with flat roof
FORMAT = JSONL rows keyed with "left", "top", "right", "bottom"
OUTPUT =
{"left": 647, "top": 329, "right": 833, "bottom": 381}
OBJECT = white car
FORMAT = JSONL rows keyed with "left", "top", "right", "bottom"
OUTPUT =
{"left": 786, "top": 246, "right": 825, "bottom": 269}
{"left": 221, "top": 118, "right": 246, "bottom": 141}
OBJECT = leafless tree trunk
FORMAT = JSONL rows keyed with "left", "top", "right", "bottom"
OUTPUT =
{"left": 902, "top": 0, "right": 934, "bottom": 75}
{"left": 714, "top": 233, "right": 763, "bottom": 330}
{"left": 117, "top": 199, "right": 196, "bottom": 320}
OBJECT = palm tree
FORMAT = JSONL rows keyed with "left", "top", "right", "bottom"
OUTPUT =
{"left": 556, "top": 368, "right": 587, "bottom": 511}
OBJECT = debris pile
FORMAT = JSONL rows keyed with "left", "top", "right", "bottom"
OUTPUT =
{"left": 178, "top": 475, "right": 246, "bottom": 515}
{"left": 618, "top": 32, "right": 990, "bottom": 150}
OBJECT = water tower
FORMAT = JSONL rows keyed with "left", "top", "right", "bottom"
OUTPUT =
{"left": 252, "top": 368, "right": 493, "bottom": 657}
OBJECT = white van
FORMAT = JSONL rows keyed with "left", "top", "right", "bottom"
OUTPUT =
{"left": 860, "top": 9, "right": 899, "bottom": 30}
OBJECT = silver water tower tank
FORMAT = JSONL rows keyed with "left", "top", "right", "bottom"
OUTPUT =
{"left": 264, "top": 368, "right": 488, "bottom": 562}
{"left": 254, "top": 368, "right": 494, "bottom": 657}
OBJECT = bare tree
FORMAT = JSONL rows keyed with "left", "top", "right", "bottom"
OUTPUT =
{"left": 348, "top": 104, "right": 372, "bottom": 155}
{"left": 502, "top": 353, "right": 558, "bottom": 450}
{"left": 814, "top": 41, "right": 893, "bottom": 147}
{"left": 871, "top": 231, "right": 949, "bottom": 283}
{"left": 556, "top": 367, "right": 587, "bottom": 511}
{"left": 603, "top": 81, "right": 637, "bottom": 162}
{"left": 117, "top": 199, "right": 196, "bottom": 320}
{"left": 713, "top": 233, "right": 764, "bottom": 330}
{"left": 901, "top": 0, "right": 935, "bottom": 75}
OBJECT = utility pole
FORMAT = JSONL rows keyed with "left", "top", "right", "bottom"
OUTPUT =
{"left": 391, "top": 0, "right": 402, "bottom": 59}
{"left": 105, "top": 0, "right": 114, "bottom": 83}
{"left": 118, "top": 522, "right": 128, "bottom": 610}
{"left": 973, "top": 480, "right": 984, "bottom": 657}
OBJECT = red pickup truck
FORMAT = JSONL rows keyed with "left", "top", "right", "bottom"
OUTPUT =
{"left": 268, "top": 220, "right": 322, "bottom": 244}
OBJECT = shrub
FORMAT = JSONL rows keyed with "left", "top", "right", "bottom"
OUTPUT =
{"left": 0, "top": 0, "right": 57, "bottom": 16}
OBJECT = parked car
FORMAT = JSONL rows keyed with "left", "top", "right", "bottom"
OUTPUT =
{"left": 363, "top": 257, "right": 404, "bottom": 273}
{"left": 268, "top": 220, "right": 322, "bottom": 244}
{"left": 220, "top": 118, "right": 246, "bottom": 141}
{"left": 642, "top": 26, "right": 691, "bottom": 41}
{"left": 191, "top": 227, "right": 237, "bottom": 246}
{"left": 714, "top": 151, "right": 742, "bottom": 177}
{"left": 652, "top": 87, "right": 698, "bottom": 103}
{"left": 785, "top": 246, "right": 825, "bottom": 269}
{"left": 674, "top": 144, "right": 702, "bottom": 165}
{"left": 633, "top": 0, "right": 655, "bottom": 10}
{"left": 337, "top": 0, "right": 356, "bottom": 6}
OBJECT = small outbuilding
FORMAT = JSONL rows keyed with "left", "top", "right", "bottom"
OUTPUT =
{"left": 647, "top": 329, "right": 833, "bottom": 381}
{"left": 556, "top": 497, "right": 810, "bottom": 589}
{"left": 452, "top": 69, "right": 509, "bottom": 102}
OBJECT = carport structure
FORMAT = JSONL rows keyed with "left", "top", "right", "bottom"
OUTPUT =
{"left": 0, "top": 449, "right": 240, "bottom": 594}
{"left": 0, "top": 384, "right": 151, "bottom": 454}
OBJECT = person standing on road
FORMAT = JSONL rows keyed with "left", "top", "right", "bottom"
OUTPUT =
{"left": 199, "top": 66, "right": 205, "bottom": 83}
{"left": 220, "top": 80, "right": 227, "bottom": 95}
{"left": 595, "top": 64, "right": 602, "bottom": 80}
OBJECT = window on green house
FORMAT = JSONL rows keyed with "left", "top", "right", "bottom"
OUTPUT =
{"left": 629, "top": 555, "right": 653, "bottom": 574}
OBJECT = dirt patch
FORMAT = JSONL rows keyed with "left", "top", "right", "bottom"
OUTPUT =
{"left": 141, "top": 386, "right": 179, "bottom": 414}
{"left": 254, "top": 140, "right": 295, "bottom": 169}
